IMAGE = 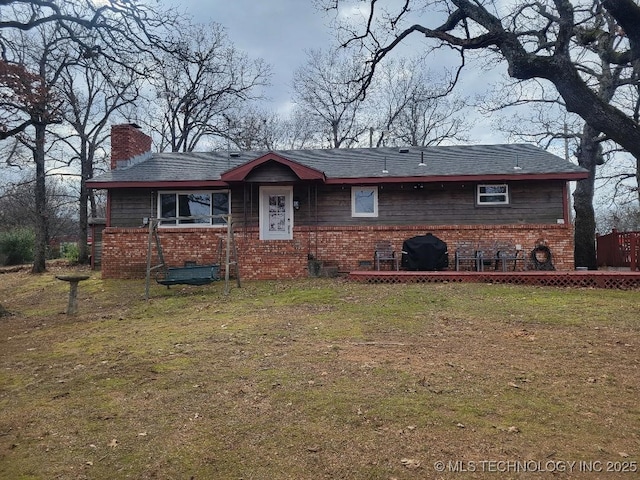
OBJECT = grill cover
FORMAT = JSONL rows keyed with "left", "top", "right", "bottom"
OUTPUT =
{"left": 401, "top": 234, "right": 448, "bottom": 271}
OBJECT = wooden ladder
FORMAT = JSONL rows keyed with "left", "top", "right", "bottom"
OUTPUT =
{"left": 222, "top": 215, "right": 241, "bottom": 295}
{"left": 145, "top": 220, "right": 168, "bottom": 299}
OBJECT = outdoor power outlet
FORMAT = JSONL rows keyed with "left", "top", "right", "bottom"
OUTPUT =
{"left": 516, "top": 244, "right": 522, "bottom": 250}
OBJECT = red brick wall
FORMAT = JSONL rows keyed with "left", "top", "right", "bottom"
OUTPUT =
{"left": 110, "top": 124, "right": 152, "bottom": 169}
{"left": 101, "top": 224, "right": 575, "bottom": 279}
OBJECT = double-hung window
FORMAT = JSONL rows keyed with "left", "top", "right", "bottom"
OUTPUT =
{"left": 351, "top": 186, "right": 378, "bottom": 217}
{"left": 477, "top": 184, "right": 509, "bottom": 205}
{"left": 159, "top": 191, "right": 230, "bottom": 226}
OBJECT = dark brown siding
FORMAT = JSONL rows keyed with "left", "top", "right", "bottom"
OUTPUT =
{"left": 230, "top": 183, "right": 318, "bottom": 229}
{"left": 294, "top": 181, "right": 565, "bottom": 226}
{"left": 110, "top": 189, "right": 155, "bottom": 227}
{"left": 231, "top": 184, "right": 256, "bottom": 229}
{"left": 110, "top": 187, "right": 250, "bottom": 228}
{"left": 109, "top": 180, "right": 566, "bottom": 229}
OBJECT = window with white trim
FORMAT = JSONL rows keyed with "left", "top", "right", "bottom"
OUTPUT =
{"left": 158, "top": 191, "right": 230, "bottom": 226}
{"left": 477, "top": 184, "right": 509, "bottom": 205}
{"left": 351, "top": 186, "right": 378, "bottom": 217}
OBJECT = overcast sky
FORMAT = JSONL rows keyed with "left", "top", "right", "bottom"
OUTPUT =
{"left": 164, "top": 0, "right": 336, "bottom": 115}
{"left": 161, "top": 0, "right": 512, "bottom": 145}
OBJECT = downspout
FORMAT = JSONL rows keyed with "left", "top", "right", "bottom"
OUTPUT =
{"left": 106, "top": 191, "right": 112, "bottom": 228}
{"left": 90, "top": 223, "right": 95, "bottom": 270}
{"left": 248, "top": 183, "right": 253, "bottom": 236}
{"left": 315, "top": 183, "right": 319, "bottom": 260}
{"left": 244, "top": 183, "right": 249, "bottom": 236}
{"left": 150, "top": 190, "right": 155, "bottom": 224}
{"left": 562, "top": 182, "right": 570, "bottom": 226}
{"left": 307, "top": 184, "right": 312, "bottom": 256}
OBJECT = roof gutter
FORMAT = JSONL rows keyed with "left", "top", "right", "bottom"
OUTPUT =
{"left": 87, "top": 171, "right": 589, "bottom": 190}
{"left": 324, "top": 172, "right": 590, "bottom": 184}
{"left": 86, "top": 180, "right": 230, "bottom": 189}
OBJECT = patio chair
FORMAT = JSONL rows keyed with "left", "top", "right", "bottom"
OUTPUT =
{"left": 454, "top": 241, "right": 481, "bottom": 271}
{"left": 374, "top": 240, "right": 400, "bottom": 271}
{"left": 476, "top": 240, "right": 499, "bottom": 271}
{"left": 494, "top": 242, "right": 522, "bottom": 271}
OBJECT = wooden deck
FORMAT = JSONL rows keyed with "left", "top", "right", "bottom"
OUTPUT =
{"left": 348, "top": 270, "right": 640, "bottom": 289}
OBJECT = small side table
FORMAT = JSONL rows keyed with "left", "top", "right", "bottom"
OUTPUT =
{"left": 55, "top": 275, "right": 90, "bottom": 315}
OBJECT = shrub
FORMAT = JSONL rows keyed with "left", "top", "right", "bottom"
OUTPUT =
{"left": 0, "top": 228, "right": 35, "bottom": 266}
{"left": 61, "top": 242, "right": 79, "bottom": 263}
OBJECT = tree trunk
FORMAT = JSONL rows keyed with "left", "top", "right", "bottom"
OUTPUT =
{"left": 78, "top": 184, "right": 89, "bottom": 264}
{"left": 31, "top": 122, "right": 48, "bottom": 274}
{"left": 77, "top": 140, "right": 90, "bottom": 264}
{"left": 573, "top": 124, "right": 599, "bottom": 270}
{"left": 637, "top": 156, "right": 640, "bottom": 206}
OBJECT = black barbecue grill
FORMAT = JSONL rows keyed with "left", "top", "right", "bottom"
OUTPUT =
{"left": 401, "top": 233, "right": 448, "bottom": 271}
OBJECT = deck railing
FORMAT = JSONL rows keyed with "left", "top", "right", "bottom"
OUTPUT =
{"left": 597, "top": 229, "right": 639, "bottom": 271}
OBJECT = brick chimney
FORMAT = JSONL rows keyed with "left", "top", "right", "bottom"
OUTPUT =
{"left": 110, "top": 123, "right": 152, "bottom": 170}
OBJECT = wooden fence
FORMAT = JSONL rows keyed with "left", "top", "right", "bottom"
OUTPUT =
{"left": 596, "top": 230, "right": 640, "bottom": 270}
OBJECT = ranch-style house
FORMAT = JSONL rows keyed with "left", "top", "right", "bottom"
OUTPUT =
{"left": 86, "top": 123, "right": 589, "bottom": 279}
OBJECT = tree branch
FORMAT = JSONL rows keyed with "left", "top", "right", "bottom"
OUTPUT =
{"left": 602, "top": 0, "right": 640, "bottom": 61}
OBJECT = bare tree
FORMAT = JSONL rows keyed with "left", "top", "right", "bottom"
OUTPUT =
{"left": 0, "top": 0, "right": 142, "bottom": 34}
{"left": 223, "top": 106, "right": 320, "bottom": 151}
{"left": 324, "top": 0, "right": 640, "bottom": 157}
{"left": 278, "top": 106, "right": 322, "bottom": 150}
{"left": 0, "top": 0, "right": 182, "bottom": 140}
{"left": 478, "top": 4, "right": 636, "bottom": 268}
{"left": 370, "top": 57, "right": 470, "bottom": 147}
{"left": 222, "top": 107, "right": 278, "bottom": 151}
{"left": 0, "top": 173, "right": 76, "bottom": 241}
{"left": 55, "top": 56, "right": 142, "bottom": 264}
{"left": 596, "top": 149, "right": 639, "bottom": 208}
{"left": 596, "top": 203, "right": 640, "bottom": 233}
{"left": 0, "top": 0, "right": 181, "bottom": 272}
{"left": 0, "top": 24, "right": 71, "bottom": 273}
{"left": 147, "top": 22, "right": 271, "bottom": 153}
{"left": 292, "top": 48, "right": 370, "bottom": 148}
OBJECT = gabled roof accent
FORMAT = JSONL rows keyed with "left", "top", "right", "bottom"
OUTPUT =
{"left": 220, "top": 152, "right": 326, "bottom": 182}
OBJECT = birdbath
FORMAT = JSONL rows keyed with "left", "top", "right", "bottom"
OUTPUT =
{"left": 55, "top": 274, "right": 90, "bottom": 315}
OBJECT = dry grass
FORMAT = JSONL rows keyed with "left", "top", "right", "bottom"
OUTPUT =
{"left": 0, "top": 264, "right": 639, "bottom": 479}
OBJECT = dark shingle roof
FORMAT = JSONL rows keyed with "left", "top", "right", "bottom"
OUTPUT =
{"left": 88, "top": 144, "right": 587, "bottom": 185}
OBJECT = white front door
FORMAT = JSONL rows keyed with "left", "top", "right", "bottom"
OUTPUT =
{"left": 260, "top": 186, "right": 293, "bottom": 240}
